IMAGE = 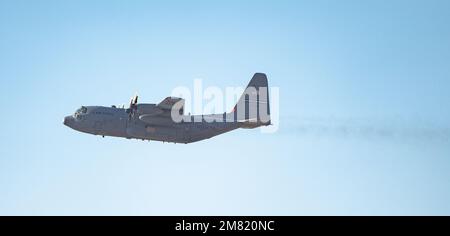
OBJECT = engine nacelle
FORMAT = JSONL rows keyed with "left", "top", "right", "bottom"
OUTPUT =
{"left": 136, "top": 104, "right": 163, "bottom": 116}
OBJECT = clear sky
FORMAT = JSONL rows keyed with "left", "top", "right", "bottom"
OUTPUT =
{"left": 1, "top": 0, "right": 450, "bottom": 215}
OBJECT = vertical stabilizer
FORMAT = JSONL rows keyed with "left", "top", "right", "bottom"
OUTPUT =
{"left": 232, "top": 73, "right": 271, "bottom": 128}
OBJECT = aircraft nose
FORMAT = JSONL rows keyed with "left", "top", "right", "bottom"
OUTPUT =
{"left": 63, "top": 116, "right": 74, "bottom": 127}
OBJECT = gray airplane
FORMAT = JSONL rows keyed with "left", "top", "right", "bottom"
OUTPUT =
{"left": 63, "top": 73, "right": 271, "bottom": 143}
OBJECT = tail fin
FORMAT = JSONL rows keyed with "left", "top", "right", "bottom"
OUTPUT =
{"left": 231, "top": 73, "right": 271, "bottom": 128}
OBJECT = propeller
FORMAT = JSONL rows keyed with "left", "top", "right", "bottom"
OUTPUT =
{"left": 130, "top": 93, "right": 138, "bottom": 107}
{"left": 129, "top": 93, "right": 139, "bottom": 119}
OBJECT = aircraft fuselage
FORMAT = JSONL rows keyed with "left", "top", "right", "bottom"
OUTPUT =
{"left": 63, "top": 106, "right": 241, "bottom": 144}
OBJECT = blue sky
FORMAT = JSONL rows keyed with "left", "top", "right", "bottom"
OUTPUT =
{"left": 1, "top": 0, "right": 450, "bottom": 215}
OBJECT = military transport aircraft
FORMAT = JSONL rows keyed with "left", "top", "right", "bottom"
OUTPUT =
{"left": 63, "top": 73, "right": 271, "bottom": 143}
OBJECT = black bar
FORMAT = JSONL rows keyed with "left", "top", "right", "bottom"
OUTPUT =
{"left": 0, "top": 216, "right": 449, "bottom": 234}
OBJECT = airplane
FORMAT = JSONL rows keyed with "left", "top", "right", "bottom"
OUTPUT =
{"left": 63, "top": 73, "right": 271, "bottom": 144}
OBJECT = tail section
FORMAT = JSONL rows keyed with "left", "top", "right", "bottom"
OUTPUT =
{"left": 231, "top": 73, "right": 271, "bottom": 128}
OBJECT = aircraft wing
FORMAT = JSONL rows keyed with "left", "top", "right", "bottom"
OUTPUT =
{"left": 157, "top": 97, "right": 185, "bottom": 110}
{"left": 137, "top": 97, "right": 185, "bottom": 126}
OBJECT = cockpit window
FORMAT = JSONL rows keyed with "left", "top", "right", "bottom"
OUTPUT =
{"left": 75, "top": 106, "right": 87, "bottom": 114}
{"left": 74, "top": 106, "right": 87, "bottom": 120}
{"left": 80, "top": 106, "right": 87, "bottom": 113}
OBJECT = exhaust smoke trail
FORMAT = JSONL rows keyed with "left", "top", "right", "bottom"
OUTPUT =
{"left": 284, "top": 116, "right": 450, "bottom": 142}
